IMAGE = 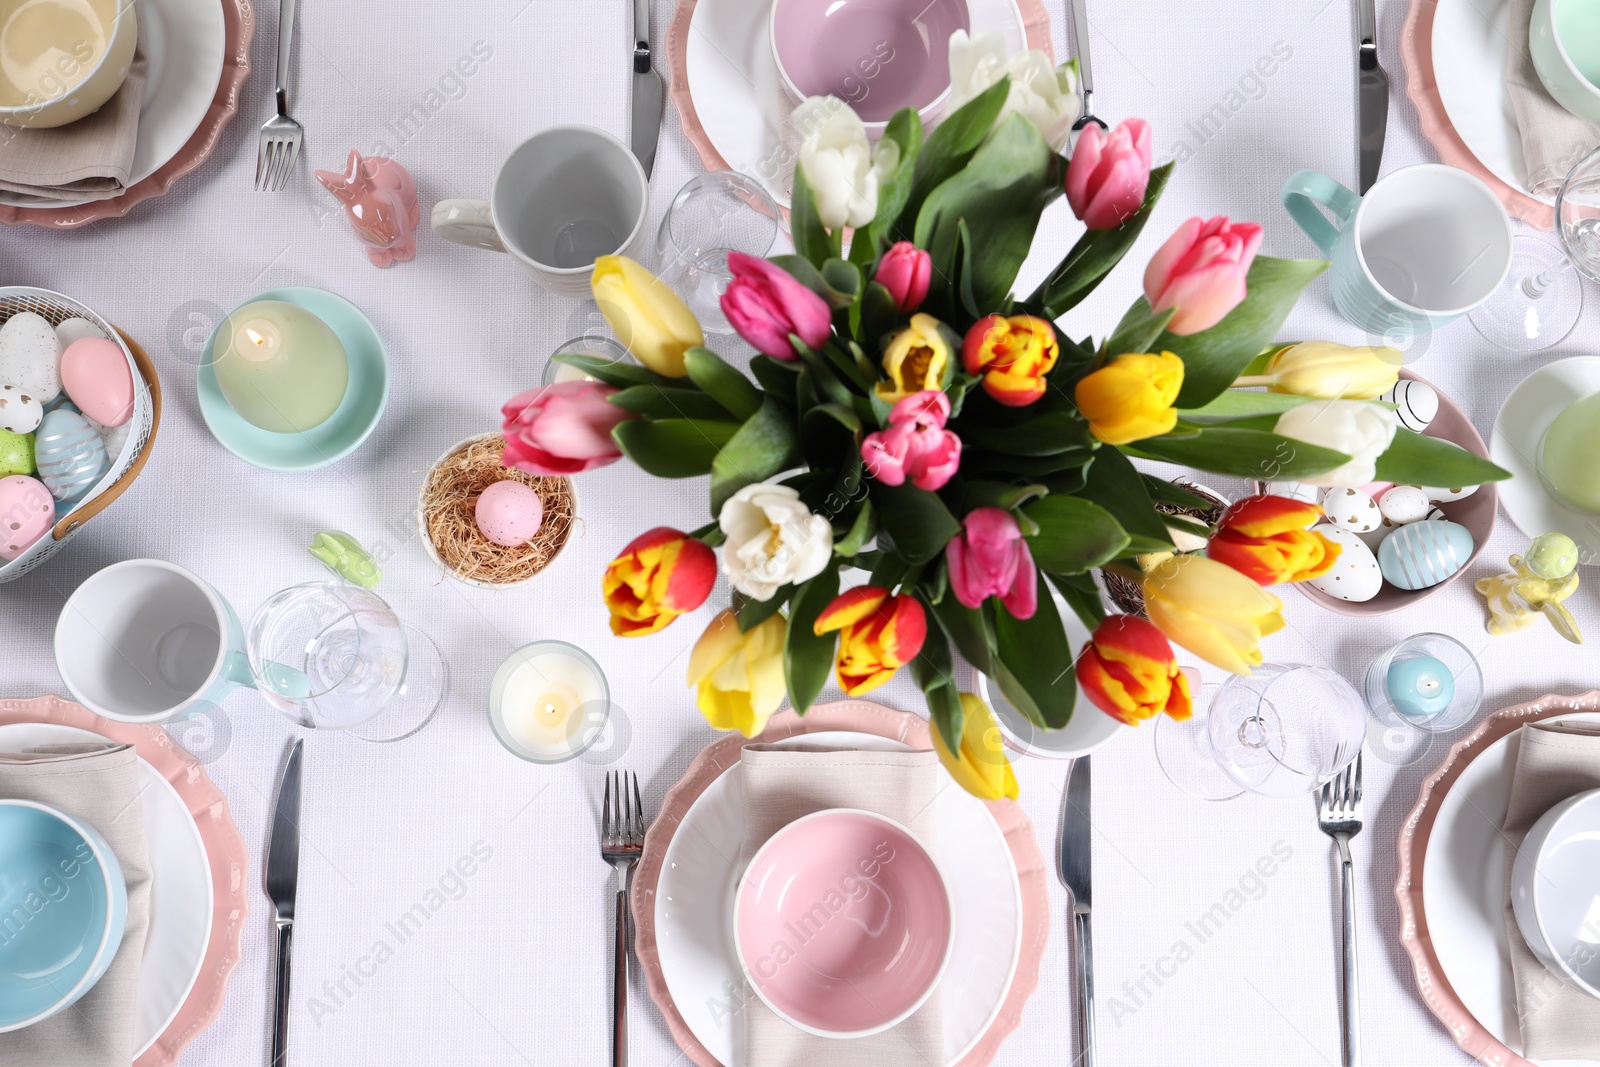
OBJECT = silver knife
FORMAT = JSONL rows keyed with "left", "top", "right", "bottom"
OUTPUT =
{"left": 1059, "top": 757, "right": 1095, "bottom": 1067}
{"left": 631, "top": 0, "right": 664, "bottom": 178}
{"left": 266, "top": 739, "right": 304, "bottom": 1067}
{"left": 1357, "top": 0, "right": 1388, "bottom": 193}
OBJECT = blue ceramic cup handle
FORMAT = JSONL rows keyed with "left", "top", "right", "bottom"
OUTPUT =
{"left": 1281, "top": 170, "right": 1363, "bottom": 257}
{"left": 221, "top": 650, "right": 258, "bottom": 690}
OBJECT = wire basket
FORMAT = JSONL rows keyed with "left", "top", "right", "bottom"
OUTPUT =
{"left": 0, "top": 287, "right": 161, "bottom": 583}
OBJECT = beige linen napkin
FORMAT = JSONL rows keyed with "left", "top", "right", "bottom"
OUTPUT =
{"left": 1500, "top": 721, "right": 1600, "bottom": 1060}
{"left": 0, "top": 743, "right": 152, "bottom": 1067}
{"left": 1506, "top": 0, "right": 1600, "bottom": 198}
{"left": 0, "top": 18, "right": 147, "bottom": 204}
{"left": 739, "top": 745, "right": 944, "bottom": 1067}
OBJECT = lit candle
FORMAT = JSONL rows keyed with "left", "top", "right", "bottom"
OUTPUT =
{"left": 213, "top": 300, "right": 349, "bottom": 434}
{"left": 1386, "top": 654, "right": 1455, "bottom": 719}
{"left": 489, "top": 641, "right": 610, "bottom": 763}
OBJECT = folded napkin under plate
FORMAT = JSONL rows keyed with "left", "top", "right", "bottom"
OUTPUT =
{"left": 1505, "top": 0, "right": 1600, "bottom": 198}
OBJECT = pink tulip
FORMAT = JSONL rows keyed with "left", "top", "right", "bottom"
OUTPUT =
{"left": 946, "top": 507, "right": 1037, "bottom": 619}
{"left": 721, "top": 251, "right": 833, "bottom": 361}
{"left": 1066, "top": 118, "right": 1153, "bottom": 231}
{"left": 500, "top": 381, "right": 637, "bottom": 476}
{"left": 1143, "top": 216, "right": 1264, "bottom": 336}
{"left": 874, "top": 241, "right": 933, "bottom": 313}
{"left": 861, "top": 390, "right": 962, "bottom": 491}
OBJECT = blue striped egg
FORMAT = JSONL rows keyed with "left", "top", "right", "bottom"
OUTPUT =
{"left": 34, "top": 408, "right": 107, "bottom": 502}
{"left": 1377, "top": 519, "right": 1475, "bottom": 590}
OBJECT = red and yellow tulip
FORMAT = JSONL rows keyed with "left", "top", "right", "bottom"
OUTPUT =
{"left": 601, "top": 527, "right": 718, "bottom": 636}
{"left": 961, "top": 313, "right": 1060, "bottom": 406}
{"left": 932, "top": 693, "right": 1019, "bottom": 801}
{"left": 1077, "top": 615, "right": 1193, "bottom": 726}
{"left": 812, "top": 586, "right": 927, "bottom": 696}
{"left": 1207, "top": 495, "right": 1340, "bottom": 586}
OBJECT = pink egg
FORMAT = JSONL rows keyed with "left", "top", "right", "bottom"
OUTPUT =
{"left": 475, "top": 480, "right": 544, "bottom": 547}
{"left": 0, "top": 474, "right": 55, "bottom": 561}
{"left": 60, "top": 337, "right": 134, "bottom": 428}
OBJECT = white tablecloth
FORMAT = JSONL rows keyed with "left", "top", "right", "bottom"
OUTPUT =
{"left": 1, "top": 0, "right": 1595, "bottom": 1063}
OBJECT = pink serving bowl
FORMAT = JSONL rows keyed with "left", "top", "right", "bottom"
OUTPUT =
{"left": 735, "top": 807, "right": 954, "bottom": 1039}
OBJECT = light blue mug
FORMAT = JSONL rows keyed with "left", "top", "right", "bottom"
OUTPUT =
{"left": 1281, "top": 164, "right": 1513, "bottom": 338}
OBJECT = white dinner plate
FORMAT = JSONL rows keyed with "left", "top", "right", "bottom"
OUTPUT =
{"left": 654, "top": 730, "right": 1023, "bottom": 1065}
{"left": 685, "top": 0, "right": 1030, "bottom": 209}
{"left": 1432, "top": 0, "right": 1555, "bottom": 207}
{"left": 1490, "top": 356, "right": 1600, "bottom": 561}
{"left": 0, "top": 0, "right": 227, "bottom": 210}
{"left": 0, "top": 723, "right": 214, "bottom": 1056}
{"left": 1423, "top": 709, "right": 1600, "bottom": 1065}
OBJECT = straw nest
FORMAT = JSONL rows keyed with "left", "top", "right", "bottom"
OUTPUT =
{"left": 1103, "top": 480, "right": 1230, "bottom": 617}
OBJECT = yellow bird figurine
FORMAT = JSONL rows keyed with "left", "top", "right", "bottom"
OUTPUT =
{"left": 1475, "top": 532, "right": 1583, "bottom": 644}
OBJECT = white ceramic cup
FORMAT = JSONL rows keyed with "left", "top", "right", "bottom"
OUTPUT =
{"left": 431, "top": 125, "right": 650, "bottom": 298}
{"left": 54, "top": 559, "right": 254, "bottom": 723}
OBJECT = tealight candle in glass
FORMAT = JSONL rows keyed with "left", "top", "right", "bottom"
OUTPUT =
{"left": 541, "top": 335, "right": 631, "bottom": 386}
{"left": 488, "top": 640, "right": 610, "bottom": 763}
{"left": 213, "top": 300, "right": 349, "bottom": 433}
{"left": 1363, "top": 632, "right": 1483, "bottom": 734}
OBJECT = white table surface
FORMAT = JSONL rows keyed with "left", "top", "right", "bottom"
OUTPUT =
{"left": 3, "top": 0, "right": 1597, "bottom": 1063}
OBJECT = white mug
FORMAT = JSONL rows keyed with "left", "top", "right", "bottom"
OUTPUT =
{"left": 431, "top": 125, "right": 650, "bottom": 298}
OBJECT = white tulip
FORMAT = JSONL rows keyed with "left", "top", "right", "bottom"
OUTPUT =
{"left": 719, "top": 482, "right": 834, "bottom": 601}
{"left": 948, "top": 30, "right": 1081, "bottom": 151}
{"left": 1274, "top": 400, "right": 1398, "bottom": 488}
{"left": 792, "top": 96, "right": 899, "bottom": 231}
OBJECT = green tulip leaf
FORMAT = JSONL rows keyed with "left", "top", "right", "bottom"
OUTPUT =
{"left": 1374, "top": 428, "right": 1512, "bottom": 485}
{"left": 962, "top": 448, "right": 1097, "bottom": 477}
{"left": 873, "top": 481, "right": 962, "bottom": 564}
{"left": 924, "top": 589, "right": 996, "bottom": 675}
{"left": 1027, "top": 161, "right": 1175, "bottom": 318}
{"left": 1177, "top": 388, "right": 1316, "bottom": 423}
{"left": 1048, "top": 571, "right": 1107, "bottom": 632}
{"left": 1072, "top": 445, "right": 1175, "bottom": 557}
{"left": 990, "top": 574, "right": 1077, "bottom": 730}
{"left": 1021, "top": 495, "right": 1131, "bottom": 575}
{"left": 1101, "top": 305, "right": 1177, "bottom": 361}
{"left": 961, "top": 411, "right": 1097, "bottom": 456}
{"left": 898, "top": 78, "right": 1010, "bottom": 235}
{"left": 864, "top": 107, "right": 923, "bottom": 256}
{"left": 768, "top": 254, "right": 855, "bottom": 309}
{"left": 608, "top": 385, "right": 734, "bottom": 421}
{"left": 737, "top": 587, "right": 790, "bottom": 632}
{"left": 710, "top": 396, "right": 803, "bottom": 514}
{"left": 612, "top": 418, "right": 740, "bottom": 478}
{"left": 909, "top": 617, "right": 965, "bottom": 753}
{"left": 834, "top": 499, "right": 877, "bottom": 556}
{"left": 750, "top": 354, "right": 800, "bottom": 403}
{"left": 785, "top": 567, "right": 841, "bottom": 714}
{"left": 684, "top": 347, "right": 762, "bottom": 421}
{"left": 960, "top": 479, "right": 1050, "bottom": 513}
{"left": 552, "top": 353, "right": 681, "bottom": 390}
{"left": 1126, "top": 426, "right": 1350, "bottom": 480}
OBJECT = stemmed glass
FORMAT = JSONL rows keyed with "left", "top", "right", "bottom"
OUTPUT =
{"left": 246, "top": 582, "right": 447, "bottom": 742}
{"left": 654, "top": 170, "right": 779, "bottom": 334}
{"left": 1470, "top": 143, "right": 1600, "bottom": 352}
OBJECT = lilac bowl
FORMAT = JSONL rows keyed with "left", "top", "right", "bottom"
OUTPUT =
{"left": 770, "top": 0, "right": 971, "bottom": 128}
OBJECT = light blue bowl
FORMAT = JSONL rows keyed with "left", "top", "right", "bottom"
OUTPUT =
{"left": 0, "top": 800, "right": 127, "bottom": 1032}
{"left": 197, "top": 286, "right": 390, "bottom": 472}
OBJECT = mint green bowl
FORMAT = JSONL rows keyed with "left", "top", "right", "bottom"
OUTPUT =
{"left": 1532, "top": 0, "right": 1600, "bottom": 122}
{"left": 197, "top": 287, "right": 389, "bottom": 472}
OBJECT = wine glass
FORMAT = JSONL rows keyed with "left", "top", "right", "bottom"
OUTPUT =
{"left": 246, "top": 582, "right": 447, "bottom": 742}
{"left": 1470, "top": 143, "right": 1600, "bottom": 352}
{"left": 654, "top": 170, "right": 779, "bottom": 333}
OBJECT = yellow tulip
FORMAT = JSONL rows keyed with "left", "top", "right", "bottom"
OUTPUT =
{"left": 686, "top": 609, "right": 788, "bottom": 737}
{"left": 1141, "top": 553, "right": 1285, "bottom": 675}
{"left": 1254, "top": 341, "right": 1401, "bottom": 400}
{"left": 932, "top": 693, "right": 1019, "bottom": 801}
{"left": 591, "top": 255, "right": 704, "bottom": 377}
{"left": 875, "top": 313, "right": 951, "bottom": 404}
{"left": 1073, "top": 351, "right": 1184, "bottom": 445}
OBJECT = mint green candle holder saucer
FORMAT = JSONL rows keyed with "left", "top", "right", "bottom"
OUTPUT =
{"left": 198, "top": 287, "right": 389, "bottom": 472}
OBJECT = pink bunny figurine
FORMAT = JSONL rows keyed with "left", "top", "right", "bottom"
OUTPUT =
{"left": 315, "top": 150, "right": 420, "bottom": 268}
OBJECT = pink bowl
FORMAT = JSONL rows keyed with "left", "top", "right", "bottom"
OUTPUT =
{"left": 735, "top": 808, "right": 954, "bottom": 1038}
{"left": 770, "top": 0, "right": 970, "bottom": 125}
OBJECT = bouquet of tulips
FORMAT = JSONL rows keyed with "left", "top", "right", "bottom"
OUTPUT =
{"left": 499, "top": 36, "right": 1510, "bottom": 799}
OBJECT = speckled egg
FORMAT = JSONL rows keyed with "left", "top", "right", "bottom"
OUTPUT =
{"left": 1322, "top": 488, "right": 1382, "bottom": 533}
{"left": 54, "top": 317, "right": 105, "bottom": 351}
{"left": 0, "top": 474, "right": 55, "bottom": 561}
{"left": 0, "top": 430, "right": 34, "bottom": 476}
{"left": 1307, "top": 524, "right": 1384, "bottom": 602}
{"left": 1378, "top": 519, "right": 1475, "bottom": 590}
{"left": 1421, "top": 483, "right": 1479, "bottom": 503}
{"left": 1264, "top": 480, "right": 1321, "bottom": 506}
{"left": 59, "top": 337, "right": 134, "bottom": 428}
{"left": 1378, "top": 485, "right": 1432, "bottom": 526}
{"left": 1382, "top": 379, "right": 1439, "bottom": 433}
{"left": 34, "top": 407, "right": 107, "bottom": 502}
{"left": 86, "top": 413, "right": 130, "bottom": 464}
{"left": 475, "top": 480, "right": 544, "bottom": 547}
{"left": 0, "top": 383, "right": 42, "bottom": 434}
{"left": 0, "top": 312, "right": 62, "bottom": 402}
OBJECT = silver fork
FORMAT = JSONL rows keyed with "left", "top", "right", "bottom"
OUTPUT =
{"left": 1318, "top": 754, "right": 1364, "bottom": 1067}
{"left": 601, "top": 771, "right": 646, "bottom": 1067}
{"left": 254, "top": 0, "right": 303, "bottom": 191}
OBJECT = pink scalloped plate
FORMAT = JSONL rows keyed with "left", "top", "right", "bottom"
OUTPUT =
{"left": 1400, "top": 0, "right": 1554, "bottom": 231}
{"left": 0, "top": 0, "right": 253, "bottom": 229}
{"left": 0, "top": 695, "right": 249, "bottom": 1067}
{"left": 631, "top": 700, "right": 1050, "bottom": 1067}
{"left": 1395, "top": 691, "right": 1600, "bottom": 1066}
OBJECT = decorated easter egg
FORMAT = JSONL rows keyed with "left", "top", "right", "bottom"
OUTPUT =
{"left": 1382, "top": 379, "right": 1438, "bottom": 433}
{"left": 0, "top": 474, "right": 55, "bottom": 561}
{"left": 1307, "top": 525, "right": 1384, "bottom": 602}
{"left": 1265, "top": 480, "right": 1320, "bottom": 506}
{"left": 0, "top": 430, "right": 34, "bottom": 475}
{"left": 475, "top": 480, "right": 544, "bottom": 547}
{"left": 60, "top": 338, "right": 134, "bottom": 427}
{"left": 0, "top": 312, "right": 62, "bottom": 402}
{"left": 0, "top": 383, "right": 42, "bottom": 434}
{"left": 1424, "top": 506, "right": 1447, "bottom": 521}
{"left": 1421, "top": 483, "right": 1478, "bottom": 503}
{"left": 1322, "top": 488, "right": 1381, "bottom": 533}
{"left": 1378, "top": 485, "right": 1431, "bottom": 526}
{"left": 54, "top": 317, "right": 106, "bottom": 351}
{"left": 34, "top": 408, "right": 107, "bottom": 501}
{"left": 86, "top": 413, "right": 130, "bottom": 464}
{"left": 1378, "top": 519, "right": 1475, "bottom": 590}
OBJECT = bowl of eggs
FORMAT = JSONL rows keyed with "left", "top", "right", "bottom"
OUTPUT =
{"left": 0, "top": 288, "right": 159, "bottom": 584}
{"left": 1259, "top": 370, "right": 1497, "bottom": 616}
